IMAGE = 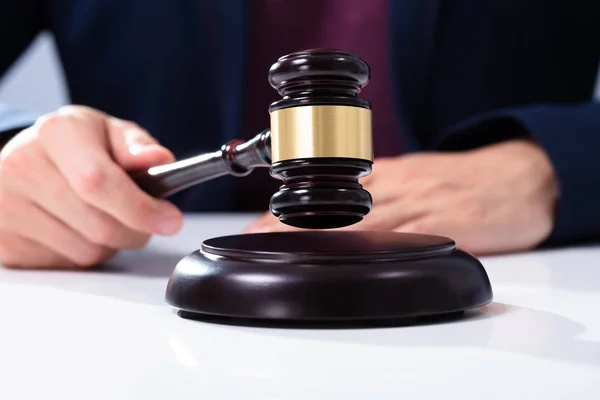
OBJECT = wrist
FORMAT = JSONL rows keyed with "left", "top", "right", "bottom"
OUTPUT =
{"left": 473, "top": 138, "right": 559, "bottom": 244}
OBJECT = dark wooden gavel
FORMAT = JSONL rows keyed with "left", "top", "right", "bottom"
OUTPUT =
{"left": 130, "top": 49, "right": 374, "bottom": 230}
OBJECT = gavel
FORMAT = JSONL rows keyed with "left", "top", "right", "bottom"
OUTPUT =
{"left": 130, "top": 49, "right": 373, "bottom": 229}
{"left": 131, "top": 49, "right": 493, "bottom": 326}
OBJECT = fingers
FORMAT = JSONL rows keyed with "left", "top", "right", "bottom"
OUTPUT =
{"left": 396, "top": 214, "right": 490, "bottom": 254}
{"left": 0, "top": 231, "right": 77, "bottom": 269}
{"left": 244, "top": 181, "right": 450, "bottom": 233}
{"left": 242, "top": 212, "right": 272, "bottom": 233}
{"left": 0, "top": 193, "right": 116, "bottom": 267}
{"left": 0, "top": 105, "right": 183, "bottom": 269}
{"left": 358, "top": 171, "right": 468, "bottom": 230}
{"left": 243, "top": 211, "right": 304, "bottom": 234}
{"left": 243, "top": 191, "right": 425, "bottom": 234}
{"left": 359, "top": 157, "right": 394, "bottom": 186}
{"left": 106, "top": 117, "right": 175, "bottom": 170}
{"left": 349, "top": 203, "right": 425, "bottom": 231}
{"left": 36, "top": 108, "right": 183, "bottom": 236}
{"left": 396, "top": 210, "right": 516, "bottom": 256}
{"left": 3, "top": 144, "right": 151, "bottom": 250}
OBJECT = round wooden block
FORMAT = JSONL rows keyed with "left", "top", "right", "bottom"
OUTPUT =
{"left": 164, "top": 231, "right": 493, "bottom": 323}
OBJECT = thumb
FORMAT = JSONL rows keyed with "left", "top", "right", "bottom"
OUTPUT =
{"left": 107, "top": 117, "right": 175, "bottom": 170}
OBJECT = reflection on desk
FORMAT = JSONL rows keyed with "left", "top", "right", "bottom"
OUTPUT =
{"left": 0, "top": 213, "right": 599, "bottom": 400}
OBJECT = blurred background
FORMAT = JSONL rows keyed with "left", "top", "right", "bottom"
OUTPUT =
{"left": 2, "top": 33, "right": 600, "bottom": 114}
{"left": 0, "top": 33, "right": 68, "bottom": 113}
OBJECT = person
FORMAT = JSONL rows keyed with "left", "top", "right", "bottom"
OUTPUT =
{"left": 0, "top": 0, "right": 599, "bottom": 269}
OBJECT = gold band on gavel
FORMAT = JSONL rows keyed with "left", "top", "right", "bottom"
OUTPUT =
{"left": 269, "top": 105, "right": 374, "bottom": 163}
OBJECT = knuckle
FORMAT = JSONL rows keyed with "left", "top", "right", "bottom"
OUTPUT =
{"left": 87, "top": 216, "right": 120, "bottom": 246}
{"left": 116, "top": 120, "right": 156, "bottom": 144}
{"left": 0, "top": 145, "right": 32, "bottom": 179}
{"left": 131, "top": 200, "right": 158, "bottom": 225}
{"left": 36, "top": 106, "right": 101, "bottom": 139}
{"left": 73, "top": 160, "right": 110, "bottom": 198}
{"left": 56, "top": 104, "right": 95, "bottom": 116}
{"left": 35, "top": 112, "right": 68, "bottom": 139}
{"left": 56, "top": 105, "right": 80, "bottom": 114}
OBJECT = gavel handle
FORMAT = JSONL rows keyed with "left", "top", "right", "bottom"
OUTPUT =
{"left": 129, "top": 129, "right": 272, "bottom": 198}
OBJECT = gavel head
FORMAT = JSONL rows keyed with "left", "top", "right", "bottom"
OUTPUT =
{"left": 267, "top": 49, "right": 374, "bottom": 229}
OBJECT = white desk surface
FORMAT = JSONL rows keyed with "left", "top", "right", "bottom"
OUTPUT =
{"left": 1, "top": 213, "right": 599, "bottom": 399}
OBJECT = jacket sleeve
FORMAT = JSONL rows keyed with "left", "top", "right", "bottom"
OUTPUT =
{"left": 431, "top": 101, "right": 600, "bottom": 247}
{"left": 0, "top": 0, "right": 45, "bottom": 142}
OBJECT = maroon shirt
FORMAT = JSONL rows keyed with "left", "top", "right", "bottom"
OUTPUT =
{"left": 237, "top": 0, "right": 402, "bottom": 210}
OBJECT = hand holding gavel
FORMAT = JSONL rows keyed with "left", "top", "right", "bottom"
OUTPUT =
{"left": 0, "top": 105, "right": 184, "bottom": 268}
{"left": 0, "top": 50, "right": 376, "bottom": 269}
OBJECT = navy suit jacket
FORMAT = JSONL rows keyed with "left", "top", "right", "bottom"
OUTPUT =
{"left": 1, "top": 0, "right": 599, "bottom": 248}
